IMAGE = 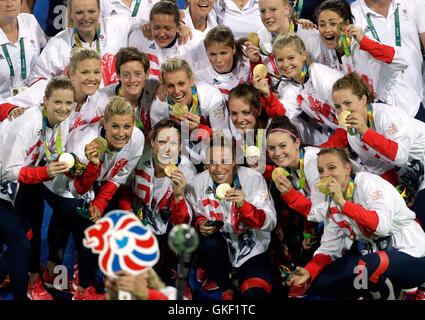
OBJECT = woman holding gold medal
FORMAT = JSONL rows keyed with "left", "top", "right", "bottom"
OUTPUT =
{"left": 186, "top": 132, "right": 276, "bottom": 300}
{"left": 150, "top": 57, "right": 228, "bottom": 165}
{"left": 42, "top": 96, "right": 145, "bottom": 300}
{"left": 119, "top": 119, "right": 196, "bottom": 283}
{"left": 195, "top": 25, "right": 251, "bottom": 103}
{"left": 244, "top": 0, "right": 319, "bottom": 89}
{"left": 312, "top": 0, "right": 412, "bottom": 116}
{"left": 0, "top": 77, "right": 75, "bottom": 300}
{"left": 331, "top": 72, "right": 425, "bottom": 233}
{"left": 269, "top": 32, "right": 345, "bottom": 146}
{"left": 264, "top": 115, "right": 325, "bottom": 298}
{"left": 286, "top": 147, "right": 425, "bottom": 300}
{"left": 226, "top": 83, "right": 270, "bottom": 174}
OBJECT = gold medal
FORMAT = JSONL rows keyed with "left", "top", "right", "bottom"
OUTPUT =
{"left": 253, "top": 64, "right": 268, "bottom": 79}
{"left": 91, "top": 137, "right": 108, "bottom": 154}
{"left": 337, "top": 21, "right": 349, "bottom": 34}
{"left": 317, "top": 177, "right": 332, "bottom": 194}
{"left": 58, "top": 152, "right": 75, "bottom": 169}
{"left": 272, "top": 167, "right": 289, "bottom": 183}
{"left": 247, "top": 32, "right": 260, "bottom": 47}
{"left": 172, "top": 103, "right": 188, "bottom": 119}
{"left": 338, "top": 110, "right": 351, "bottom": 127}
{"left": 216, "top": 183, "right": 232, "bottom": 200}
{"left": 164, "top": 163, "right": 178, "bottom": 177}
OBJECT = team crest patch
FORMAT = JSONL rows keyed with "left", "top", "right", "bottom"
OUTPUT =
{"left": 385, "top": 123, "right": 398, "bottom": 136}
{"left": 369, "top": 191, "right": 383, "bottom": 201}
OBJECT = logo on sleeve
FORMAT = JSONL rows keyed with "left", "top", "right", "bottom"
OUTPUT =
{"left": 111, "top": 9, "right": 117, "bottom": 15}
{"left": 369, "top": 191, "right": 383, "bottom": 201}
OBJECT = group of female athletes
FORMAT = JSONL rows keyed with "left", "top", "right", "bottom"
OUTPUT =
{"left": 0, "top": 0, "right": 425, "bottom": 301}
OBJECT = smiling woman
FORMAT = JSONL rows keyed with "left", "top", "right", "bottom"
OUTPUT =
{"left": 0, "top": 77, "right": 75, "bottom": 300}
{"left": 39, "top": 94, "right": 146, "bottom": 300}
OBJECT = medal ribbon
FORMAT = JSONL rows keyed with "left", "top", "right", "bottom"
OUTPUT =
{"left": 337, "top": 33, "right": 351, "bottom": 57}
{"left": 242, "top": 128, "right": 263, "bottom": 156}
{"left": 365, "top": 6, "right": 401, "bottom": 47}
{"left": 348, "top": 105, "right": 373, "bottom": 136}
{"left": 2, "top": 38, "right": 27, "bottom": 80}
{"left": 167, "top": 86, "right": 199, "bottom": 114}
{"left": 344, "top": 176, "right": 355, "bottom": 201}
{"left": 212, "top": 173, "right": 241, "bottom": 200}
{"left": 41, "top": 107, "right": 63, "bottom": 161}
{"left": 117, "top": 85, "right": 145, "bottom": 130}
{"left": 74, "top": 26, "right": 101, "bottom": 53}
{"left": 131, "top": 0, "right": 141, "bottom": 17}
{"left": 287, "top": 148, "right": 305, "bottom": 190}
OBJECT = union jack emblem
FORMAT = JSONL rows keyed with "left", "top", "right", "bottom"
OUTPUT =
{"left": 83, "top": 210, "right": 159, "bottom": 277}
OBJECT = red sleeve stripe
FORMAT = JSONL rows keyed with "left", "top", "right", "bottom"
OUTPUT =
{"left": 361, "top": 128, "right": 398, "bottom": 161}
{"left": 341, "top": 201, "right": 379, "bottom": 237}
{"left": 359, "top": 36, "right": 395, "bottom": 64}
{"left": 304, "top": 253, "right": 333, "bottom": 281}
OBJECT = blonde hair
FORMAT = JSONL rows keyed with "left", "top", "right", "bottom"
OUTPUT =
{"left": 68, "top": 47, "right": 101, "bottom": 75}
{"left": 66, "top": 0, "right": 100, "bottom": 28}
{"left": 160, "top": 58, "right": 194, "bottom": 83}
{"left": 273, "top": 31, "right": 306, "bottom": 55}
{"left": 104, "top": 96, "right": 134, "bottom": 122}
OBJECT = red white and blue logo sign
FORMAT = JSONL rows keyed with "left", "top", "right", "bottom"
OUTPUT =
{"left": 83, "top": 210, "right": 159, "bottom": 277}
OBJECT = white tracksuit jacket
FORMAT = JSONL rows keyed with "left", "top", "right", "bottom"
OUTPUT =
{"left": 186, "top": 166, "right": 277, "bottom": 267}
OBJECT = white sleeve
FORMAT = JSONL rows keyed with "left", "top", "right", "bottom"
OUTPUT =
{"left": 128, "top": 28, "right": 148, "bottom": 52}
{"left": 413, "top": 0, "right": 425, "bottom": 33}
{"left": 296, "top": 27, "right": 324, "bottom": 63}
{"left": 108, "top": 132, "right": 145, "bottom": 186}
{"left": 1, "top": 79, "right": 47, "bottom": 108}
{"left": 1, "top": 127, "right": 31, "bottom": 182}
{"left": 205, "top": 88, "right": 229, "bottom": 131}
{"left": 370, "top": 107, "right": 414, "bottom": 166}
{"left": 355, "top": 175, "right": 396, "bottom": 237}
{"left": 27, "top": 37, "right": 68, "bottom": 84}
{"left": 149, "top": 98, "right": 168, "bottom": 127}
{"left": 277, "top": 81, "right": 302, "bottom": 119}
{"left": 243, "top": 173, "right": 277, "bottom": 232}
{"left": 313, "top": 216, "right": 348, "bottom": 260}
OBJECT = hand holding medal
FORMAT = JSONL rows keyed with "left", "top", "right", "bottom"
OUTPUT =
{"left": 272, "top": 167, "right": 292, "bottom": 195}
{"left": 85, "top": 137, "right": 108, "bottom": 167}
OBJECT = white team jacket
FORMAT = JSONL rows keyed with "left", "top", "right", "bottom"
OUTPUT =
{"left": 309, "top": 171, "right": 425, "bottom": 260}
{"left": 347, "top": 103, "right": 425, "bottom": 190}
{"left": 45, "top": 121, "right": 144, "bottom": 199}
{"left": 276, "top": 63, "right": 344, "bottom": 145}
{"left": 257, "top": 25, "right": 323, "bottom": 87}
{"left": 75, "top": 79, "right": 160, "bottom": 134}
{"left": 27, "top": 15, "right": 140, "bottom": 87}
{"left": 0, "top": 105, "right": 71, "bottom": 201}
{"left": 130, "top": 145, "right": 197, "bottom": 235}
{"left": 182, "top": 7, "right": 218, "bottom": 38}
{"left": 128, "top": 28, "right": 209, "bottom": 82}
{"left": 195, "top": 56, "right": 251, "bottom": 102}
{"left": 300, "top": 29, "right": 412, "bottom": 115}
{"left": 0, "top": 13, "right": 47, "bottom": 99}
{"left": 150, "top": 80, "right": 229, "bottom": 163}
{"left": 186, "top": 166, "right": 277, "bottom": 267}
{"left": 100, "top": 0, "right": 159, "bottom": 23}
{"left": 213, "top": 0, "right": 263, "bottom": 40}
